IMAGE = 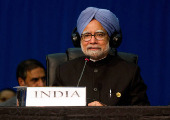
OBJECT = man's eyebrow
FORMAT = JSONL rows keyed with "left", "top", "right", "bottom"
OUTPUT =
{"left": 41, "top": 76, "right": 46, "bottom": 79}
{"left": 82, "top": 30, "right": 105, "bottom": 34}
{"left": 31, "top": 78, "right": 39, "bottom": 80}
{"left": 82, "top": 31, "right": 90, "bottom": 34}
{"left": 95, "top": 30, "right": 104, "bottom": 33}
{"left": 31, "top": 76, "right": 46, "bottom": 80}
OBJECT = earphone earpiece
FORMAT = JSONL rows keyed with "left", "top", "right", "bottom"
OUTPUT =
{"left": 109, "top": 29, "right": 122, "bottom": 48}
{"left": 71, "top": 27, "right": 81, "bottom": 47}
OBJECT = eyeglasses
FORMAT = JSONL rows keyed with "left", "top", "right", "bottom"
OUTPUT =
{"left": 81, "top": 32, "right": 107, "bottom": 42}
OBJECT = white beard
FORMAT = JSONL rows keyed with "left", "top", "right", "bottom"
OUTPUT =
{"left": 81, "top": 42, "right": 110, "bottom": 60}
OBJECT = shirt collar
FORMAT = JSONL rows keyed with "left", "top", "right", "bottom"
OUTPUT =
{"left": 90, "top": 56, "right": 107, "bottom": 62}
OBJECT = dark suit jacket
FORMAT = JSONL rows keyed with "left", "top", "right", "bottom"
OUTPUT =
{"left": 53, "top": 54, "right": 150, "bottom": 106}
{"left": 0, "top": 96, "right": 16, "bottom": 106}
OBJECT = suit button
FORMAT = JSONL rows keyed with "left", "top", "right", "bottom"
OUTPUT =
{"left": 93, "top": 88, "right": 98, "bottom": 91}
{"left": 94, "top": 69, "right": 98, "bottom": 73}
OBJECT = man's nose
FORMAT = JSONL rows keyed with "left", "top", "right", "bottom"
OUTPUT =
{"left": 90, "top": 35, "right": 97, "bottom": 43}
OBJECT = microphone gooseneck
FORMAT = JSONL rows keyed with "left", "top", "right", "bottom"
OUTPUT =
{"left": 77, "top": 58, "right": 89, "bottom": 87}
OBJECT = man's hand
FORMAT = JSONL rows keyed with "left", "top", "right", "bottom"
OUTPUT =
{"left": 88, "top": 101, "right": 106, "bottom": 106}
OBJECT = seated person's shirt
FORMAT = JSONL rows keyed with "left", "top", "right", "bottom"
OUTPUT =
{"left": 53, "top": 54, "right": 150, "bottom": 106}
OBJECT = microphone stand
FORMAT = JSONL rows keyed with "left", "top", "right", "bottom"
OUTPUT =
{"left": 77, "top": 58, "right": 89, "bottom": 87}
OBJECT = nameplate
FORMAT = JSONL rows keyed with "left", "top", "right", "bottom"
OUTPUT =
{"left": 26, "top": 87, "right": 86, "bottom": 106}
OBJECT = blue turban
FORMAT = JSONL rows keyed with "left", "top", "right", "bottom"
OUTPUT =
{"left": 77, "top": 7, "right": 120, "bottom": 37}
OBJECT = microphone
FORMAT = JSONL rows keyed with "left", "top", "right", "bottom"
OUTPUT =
{"left": 77, "top": 57, "right": 89, "bottom": 87}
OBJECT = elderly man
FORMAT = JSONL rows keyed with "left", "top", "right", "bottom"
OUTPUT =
{"left": 53, "top": 7, "right": 150, "bottom": 106}
{"left": 0, "top": 59, "right": 46, "bottom": 106}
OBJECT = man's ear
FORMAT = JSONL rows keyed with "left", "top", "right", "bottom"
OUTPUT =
{"left": 18, "top": 77, "right": 25, "bottom": 86}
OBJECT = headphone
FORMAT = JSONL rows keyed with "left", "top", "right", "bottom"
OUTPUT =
{"left": 71, "top": 27, "right": 122, "bottom": 48}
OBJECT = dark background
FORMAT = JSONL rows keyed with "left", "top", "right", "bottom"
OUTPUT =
{"left": 0, "top": 0, "right": 170, "bottom": 106}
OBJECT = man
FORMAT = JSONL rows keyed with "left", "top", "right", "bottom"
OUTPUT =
{"left": 0, "top": 88, "right": 16, "bottom": 103}
{"left": 53, "top": 7, "right": 150, "bottom": 106}
{"left": 0, "top": 59, "right": 46, "bottom": 106}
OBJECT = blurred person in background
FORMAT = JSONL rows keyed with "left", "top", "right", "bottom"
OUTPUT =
{"left": 0, "top": 88, "right": 16, "bottom": 103}
{"left": 0, "top": 59, "right": 46, "bottom": 106}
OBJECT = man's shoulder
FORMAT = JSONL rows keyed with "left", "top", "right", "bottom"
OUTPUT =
{"left": 0, "top": 96, "right": 16, "bottom": 106}
{"left": 110, "top": 55, "right": 138, "bottom": 69}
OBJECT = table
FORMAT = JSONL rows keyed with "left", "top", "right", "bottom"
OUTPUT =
{"left": 0, "top": 106, "right": 170, "bottom": 120}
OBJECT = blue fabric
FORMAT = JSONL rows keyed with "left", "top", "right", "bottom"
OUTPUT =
{"left": 77, "top": 7, "right": 120, "bottom": 36}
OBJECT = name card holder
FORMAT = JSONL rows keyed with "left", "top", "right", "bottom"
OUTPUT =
{"left": 14, "top": 86, "right": 27, "bottom": 106}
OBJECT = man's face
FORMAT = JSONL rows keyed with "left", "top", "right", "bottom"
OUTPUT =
{"left": 19, "top": 67, "right": 46, "bottom": 87}
{"left": 81, "top": 19, "right": 110, "bottom": 60}
{"left": 0, "top": 90, "right": 16, "bottom": 103}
